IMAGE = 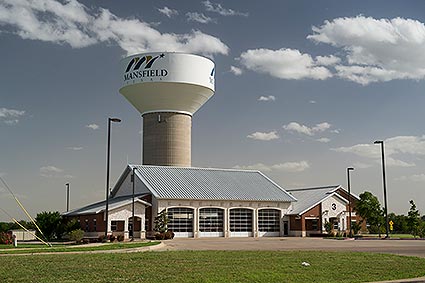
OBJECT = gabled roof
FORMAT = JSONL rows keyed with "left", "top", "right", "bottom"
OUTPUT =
{"left": 114, "top": 165, "right": 296, "bottom": 202}
{"left": 63, "top": 194, "right": 150, "bottom": 216}
{"left": 286, "top": 185, "right": 350, "bottom": 215}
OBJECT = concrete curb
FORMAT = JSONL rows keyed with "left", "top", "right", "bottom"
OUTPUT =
{"left": 0, "top": 241, "right": 164, "bottom": 256}
{"left": 366, "top": 276, "right": 425, "bottom": 283}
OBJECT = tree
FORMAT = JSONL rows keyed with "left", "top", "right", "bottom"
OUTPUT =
{"left": 355, "top": 191, "right": 384, "bottom": 234}
{"left": 154, "top": 210, "right": 168, "bottom": 233}
{"left": 388, "top": 213, "right": 410, "bottom": 234}
{"left": 407, "top": 200, "right": 420, "bottom": 238}
{"left": 35, "top": 211, "right": 63, "bottom": 241}
{"left": 69, "top": 229, "right": 85, "bottom": 244}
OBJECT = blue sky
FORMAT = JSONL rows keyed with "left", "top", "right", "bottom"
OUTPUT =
{"left": 1, "top": 0, "right": 425, "bottom": 221}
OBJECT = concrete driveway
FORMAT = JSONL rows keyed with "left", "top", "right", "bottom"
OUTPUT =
{"left": 160, "top": 237, "right": 425, "bottom": 258}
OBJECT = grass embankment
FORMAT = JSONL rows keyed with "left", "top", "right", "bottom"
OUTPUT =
{"left": 1, "top": 250, "right": 424, "bottom": 283}
{"left": 0, "top": 241, "right": 159, "bottom": 254}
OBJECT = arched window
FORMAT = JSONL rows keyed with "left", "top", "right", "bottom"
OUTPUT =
{"left": 167, "top": 207, "right": 194, "bottom": 232}
{"left": 258, "top": 209, "right": 280, "bottom": 232}
{"left": 230, "top": 208, "right": 253, "bottom": 232}
{"left": 199, "top": 208, "right": 224, "bottom": 232}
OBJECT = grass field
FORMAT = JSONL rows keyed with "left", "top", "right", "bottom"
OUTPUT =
{"left": 1, "top": 250, "right": 424, "bottom": 283}
{"left": 0, "top": 241, "right": 159, "bottom": 254}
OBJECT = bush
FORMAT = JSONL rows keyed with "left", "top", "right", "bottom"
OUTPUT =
{"left": 154, "top": 232, "right": 164, "bottom": 240}
{"left": 0, "top": 232, "right": 12, "bottom": 245}
{"left": 98, "top": 235, "right": 108, "bottom": 243}
{"left": 117, "top": 235, "right": 124, "bottom": 242}
{"left": 164, "top": 230, "right": 175, "bottom": 240}
{"left": 154, "top": 230, "right": 175, "bottom": 240}
{"left": 108, "top": 235, "right": 116, "bottom": 242}
{"left": 69, "top": 229, "right": 84, "bottom": 244}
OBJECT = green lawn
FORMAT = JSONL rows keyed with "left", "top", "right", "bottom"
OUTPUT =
{"left": 0, "top": 241, "right": 159, "bottom": 254}
{"left": 1, "top": 251, "right": 424, "bottom": 283}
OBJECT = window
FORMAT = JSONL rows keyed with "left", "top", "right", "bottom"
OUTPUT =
{"left": 167, "top": 208, "right": 194, "bottom": 232}
{"left": 111, "top": 221, "right": 118, "bottom": 231}
{"left": 93, "top": 219, "right": 97, "bottom": 232}
{"left": 312, "top": 219, "right": 318, "bottom": 230}
{"left": 258, "top": 209, "right": 280, "bottom": 232}
{"left": 230, "top": 208, "right": 253, "bottom": 232}
{"left": 199, "top": 208, "right": 224, "bottom": 232}
{"left": 85, "top": 219, "right": 89, "bottom": 232}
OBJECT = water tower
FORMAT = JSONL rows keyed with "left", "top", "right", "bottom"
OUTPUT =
{"left": 119, "top": 52, "right": 215, "bottom": 167}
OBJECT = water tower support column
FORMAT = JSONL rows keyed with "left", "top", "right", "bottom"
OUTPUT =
{"left": 142, "top": 112, "right": 191, "bottom": 167}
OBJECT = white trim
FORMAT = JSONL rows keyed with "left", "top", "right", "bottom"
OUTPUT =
{"left": 295, "top": 192, "right": 349, "bottom": 216}
{"left": 230, "top": 232, "right": 253, "bottom": 237}
{"left": 258, "top": 231, "right": 280, "bottom": 237}
{"left": 199, "top": 232, "right": 224, "bottom": 237}
{"left": 174, "top": 232, "right": 194, "bottom": 238}
{"left": 141, "top": 110, "right": 193, "bottom": 116}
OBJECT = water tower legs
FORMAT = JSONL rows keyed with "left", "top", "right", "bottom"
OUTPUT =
{"left": 142, "top": 112, "right": 191, "bottom": 167}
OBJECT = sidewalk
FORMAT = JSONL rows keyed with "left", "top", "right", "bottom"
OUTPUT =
{"left": 368, "top": 277, "right": 425, "bottom": 283}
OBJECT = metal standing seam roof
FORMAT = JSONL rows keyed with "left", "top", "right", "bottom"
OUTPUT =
{"left": 286, "top": 185, "right": 347, "bottom": 215}
{"left": 130, "top": 165, "right": 296, "bottom": 202}
{"left": 62, "top": 194, "right": 150, "bottom": 216}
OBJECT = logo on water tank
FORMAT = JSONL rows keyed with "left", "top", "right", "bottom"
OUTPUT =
{"left": 124, "top": 53, "right": 168, "bottom": 81}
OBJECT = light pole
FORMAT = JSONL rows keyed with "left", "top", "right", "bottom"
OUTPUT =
{"left": 65, "top": 183, "right": 70, "bottom": 212}
{"left": 374, "top": 140, "right": 389, "bottom": 238}
{"left": 131, "top": 166, "right": 137, "bottom": 241}
{"left": 346, "top": 167, "right": 354, "bottom": 237}
{"left": 105, "top": 117, "right": 121, "bottom": 238}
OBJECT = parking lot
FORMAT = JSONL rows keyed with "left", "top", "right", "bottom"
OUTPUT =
{"left": 160, "top": 237, "right": 425, "bottom": 258}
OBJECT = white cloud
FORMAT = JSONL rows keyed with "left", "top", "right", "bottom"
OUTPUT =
{"left": 0, "top": 107, "right": 25, "bottom": 124}
{"left": 309, "top": 100, "right": 316, "bottom": 104}
{"left": 67, "top": 147, "right": 83, "bottom": 151}
{"left": 157, "top": 6, "right": 178, "bottom": 18}
{"left": 316, "top": 137, "right": 331, "bottom": 143}
{"left": 247, "top": 131, "right": 279, "bottom": 141}
{"left": 202, "top": 1, "right": 248, "bottom": 17}
{"left": 86, "top": 123, "right": 99, "bottom": 130}
{"left": 312, "top": 122, "right": 331, "bottom": 132}
{"left": 332, "top": 135, "right": 425, "bottom": 167}
{"left": 385, "top": 157, "right": 415, "bottom": 167}
{"left": 308, "top": 16, "right": 425, "bottom": 85}
{"left": 283, "top": 122, "right": 332, "bottom": 136}
{"left": 332, "top": 143, "right": 381, "bottom": 158}
{"left": 258, "top": 95, "right": 276, "bottom": 102}
{"left": 396, "top": 174, "right": 425, "bottom": 182}
{"left": 315, "top": 55, "right": 341, "bottom": 66}
{"left": 40, "top": 165, "right": 63, "bottom": 178}
{"left": 0, "top": 0, "right": 229, "bottom": 56}
{"left": 40, "top": 166, "right": 63, "bottom": 174}
{"left": 353, "top": 162, "right": 372, "bottom": 169}
{"left": 186, "top": 12, "right": 215, "bottom": 24}
{"left": 40, "top": 165, "right": 73, "bottom": 178}
{"left": 230, "top": 66, "right": 243, "bottom": 76}
{"left": 239, "top": 48, "right": 332, "bottom": 80}
{"left": 234, "top": 161, "right": 310, "bottom": 172}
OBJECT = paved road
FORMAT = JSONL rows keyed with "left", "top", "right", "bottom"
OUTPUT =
{"left": 160, "top": 237, "right": 425, "bottom": 258}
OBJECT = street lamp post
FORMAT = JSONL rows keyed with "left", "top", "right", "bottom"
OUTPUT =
{"left": 374, "top": 140, "right": 389, "bottom": 238}
{"left": 65, "top": 183, "right": 70, "bottom": 212}
{"left": 105, "top": 117, "right": 121, "bottom": 239}
{"left": 131, "top": 167, "right": 136, "bottom": 241}
{"left": 347, "top": 167, "right": 354, "bottom": 237}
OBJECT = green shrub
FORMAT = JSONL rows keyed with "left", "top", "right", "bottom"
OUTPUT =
{"left": 98, "top": 235, "right": 107, "bottom": 243}
{"left": 0, "top": 232, "right": 12, "bottom": 245}
{"left": 69, "top": 229, "right": 84, "bottom": 244}
{"left": 164, "top": 230, "right": 175, "bottom": 240}
{"left": 117, "top": 235, "right": 124, "bottom": 242}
